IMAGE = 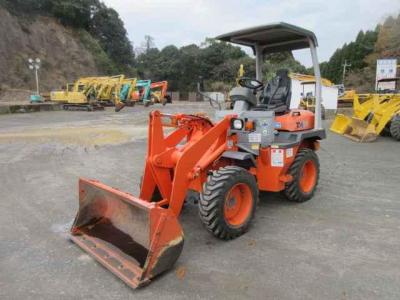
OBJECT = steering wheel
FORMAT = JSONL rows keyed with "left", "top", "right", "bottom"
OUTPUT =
{"left": 238, "top": 77, "right": 264, "bottom": 90}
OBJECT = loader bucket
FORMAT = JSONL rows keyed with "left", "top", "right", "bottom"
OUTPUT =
{"left": 330, "top": 114, "right": 377, "bottom": 142}
{"left": 343, "top": 118, "right": 377, "bottom": 142}
{"left": 70, "top": 178, "right": 184, "bottom": 288}
{"left": 330, "top": 114, "right": 352, "bottom": 134}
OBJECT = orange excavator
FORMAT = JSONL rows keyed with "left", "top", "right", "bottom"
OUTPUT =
{"left": 70, "top": 23, "right": 326, "bottom": 288}
{"left": 150, "top": 81, "right": 172, "bottom": 105}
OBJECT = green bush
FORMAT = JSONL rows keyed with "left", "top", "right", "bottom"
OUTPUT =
{"left": 77, "top": 29, "right": 117, "bottom": 74}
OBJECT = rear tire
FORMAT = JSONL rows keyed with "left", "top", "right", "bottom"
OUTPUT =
{"left": 199, "top": 166, "right": 258, "bottom": 240}
{"left": 381, "top": 125, "right": 391, "bottom": 137}
{"left": 389, "top": 115, "right": 400, "bottom": 141}
{"left": 284, "top": 148, "right": 319, "bottom": 202}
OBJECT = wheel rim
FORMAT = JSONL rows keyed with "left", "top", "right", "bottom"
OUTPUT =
{"left": 299, "top": 160, "right": 317, "bottom": 193}
{"left": 224, "top": 183, "right": 253, "bottom": 227}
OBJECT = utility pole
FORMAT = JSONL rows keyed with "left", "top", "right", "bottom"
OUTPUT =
{"left": 28, "top": 58, "right": 41, "bottom": 95}
{"left": 342, "top": 59, "right": 351, "bottom": 85}
{"left": 144, "top": 35, "right": 154, "bottom": 53}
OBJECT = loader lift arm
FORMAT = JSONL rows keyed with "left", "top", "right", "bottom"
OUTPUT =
{"left": 140, "top": 111, "right": 232, "bottom": 216}
{"left": 70, "top": 111, "right": 234, "bottom": 288}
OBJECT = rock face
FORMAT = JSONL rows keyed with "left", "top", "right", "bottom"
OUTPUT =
{"left": 0, "top": 7, "right": 100, "bottom": 101}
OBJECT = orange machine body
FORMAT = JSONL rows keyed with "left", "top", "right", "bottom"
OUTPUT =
{"left": 70, "top": 110, "right": 321, "bottom": 288}
{"left": 274, "top": 109, "right": 314, "bottom": 131}
{"left": 139, "top": 111, "right": 319, "bottom": 216}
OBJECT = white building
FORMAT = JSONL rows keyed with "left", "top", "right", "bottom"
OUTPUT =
{"left": 289, "top": 73, "right": 338, "bottom": 110}
{"left": 376, "top": 59, "right": 397, "bottom": 90}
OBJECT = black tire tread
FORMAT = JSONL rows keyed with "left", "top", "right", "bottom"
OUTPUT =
{"left": 389, "top": 115, "right": 400, "bottom": 141}
{"left": 284, "top": 148, "right": 320, "bottom": 203}
{"left": 199, "top": 166, "right": 258, "bottom": 240}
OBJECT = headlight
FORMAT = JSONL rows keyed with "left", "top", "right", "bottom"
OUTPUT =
{"left": 231, "top": 118, "right": 244, "bottom": 130}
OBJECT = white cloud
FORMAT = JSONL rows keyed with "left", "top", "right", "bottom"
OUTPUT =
{"left": 103, "top": 0, "right": 400, "bottom": 66}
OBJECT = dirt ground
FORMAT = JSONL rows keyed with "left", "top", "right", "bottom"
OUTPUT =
{"left": 0, "top": 102, "right": 399, "bottom": 300}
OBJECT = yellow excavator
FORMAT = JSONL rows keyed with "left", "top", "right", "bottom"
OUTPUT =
{"left": 339, "top": 89, "right": 356, "bottom": 103}
{"left": 236, "top": 64, "right": 245, "bottom": 85}
{"left": 224, "top": 64, "right": 246, "bottom": 109}
{"left": 336, "top": 84, "right": 357, "bottom": 105}
{"left": 93, "top": 75, "right": 126, "bottom": 105}
{"left": 299, "top": 81, "right": 326, "bottom": 120}
{"left": 113, "top": 77, "right": 138, "bottom": 112}
{"left": 50, "top": 76, "right": 110, "bottom": 111}
{"left": 330, "top": 78, "right": 400, "bottom": 142}
{"left": 51, "top": 75, "right": 136, "bottom": 111}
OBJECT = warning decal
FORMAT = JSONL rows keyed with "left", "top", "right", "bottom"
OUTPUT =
{"left": 286, "top": 148, "right": 293, "bottom": 158}
{"left": 248, "top": 133, "right": 262, "bottom": 143}
{"left": 271, "top": 149, "right": 284, "bottom": 167}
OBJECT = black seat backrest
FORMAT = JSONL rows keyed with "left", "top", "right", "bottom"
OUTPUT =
{"left": 260, "top": 69, "right": 292, "bottom": 113}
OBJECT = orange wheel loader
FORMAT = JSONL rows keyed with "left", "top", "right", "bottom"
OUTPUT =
{"left": 70, "top": 23, "right": 326, "bottom": 288}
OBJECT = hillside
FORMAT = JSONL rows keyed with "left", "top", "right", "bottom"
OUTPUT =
{"left": 0, "top": 7, "right": 100, "bottom": 94}
{"left": 0, "top": 0, "right": 134, "bottom": 102}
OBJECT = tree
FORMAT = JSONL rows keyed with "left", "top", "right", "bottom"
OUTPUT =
{"left": 51, "top": 0, "right": 92, "bottom": 28}
{"left": 136, "top": 48, "right": 161, "bottom": 79}
{"left": 89, "top": 4, "right": 135, "bottom": 71}
{"left": 135, "top": 39, "right": 255, "bottom": 91}
{"left": 263, "top": 52, "right": 307, "bottom": 80}
{"left": 320, "top": 28, "right": 378, "bottom": 84}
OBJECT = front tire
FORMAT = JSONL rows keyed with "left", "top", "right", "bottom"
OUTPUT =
{"left": 284, "top": 148, "right": 320, "bottom": 202}
{"left": 199, "top": 166, "right": 258, "bottom": 240}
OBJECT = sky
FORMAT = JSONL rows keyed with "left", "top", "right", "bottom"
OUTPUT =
{"left": 103, "top": 0, "right": 400, "bottom": 66}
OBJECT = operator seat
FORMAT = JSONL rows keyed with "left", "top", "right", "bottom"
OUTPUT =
{"left": 257, "top": 69, "right": 292, "bottom": 114}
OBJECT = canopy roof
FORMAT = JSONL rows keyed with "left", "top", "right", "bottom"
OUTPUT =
{"left": 291, "top": 73, "right": 333, "bottom": 87}
{"left": 215, "top": 22, "right": 317, "bottom": 54}
{"left": 377, "top": 77, "right": 399, "bottom": 83}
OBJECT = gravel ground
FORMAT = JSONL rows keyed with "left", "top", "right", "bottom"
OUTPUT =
{"left": 0, "top": 102, "right": 399, "bottom": 300}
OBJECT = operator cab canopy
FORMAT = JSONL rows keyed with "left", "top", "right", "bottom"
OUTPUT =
{"left": 215, "top": 22, "right": 319, "bottom": 82}
{"left": 214, "top": 22, "right": 323, "bottom": 130}
{"left": 215, "top": 22, "right": 318, "bottom": 55}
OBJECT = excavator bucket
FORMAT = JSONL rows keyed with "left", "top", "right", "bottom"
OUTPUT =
{"left": 70, "top": 178, "right": 184, "bottom": 289}
{"left": 330, "top": 114, "right": 377, "bottom": 142}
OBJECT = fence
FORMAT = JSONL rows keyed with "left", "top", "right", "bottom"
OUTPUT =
{"left": 168, "top": 91, "right": 225, "bottom": 102}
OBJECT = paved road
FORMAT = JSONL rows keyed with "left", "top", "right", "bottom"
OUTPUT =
{"left": 0, "top": 103, "right": 399, "bottom": 299}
